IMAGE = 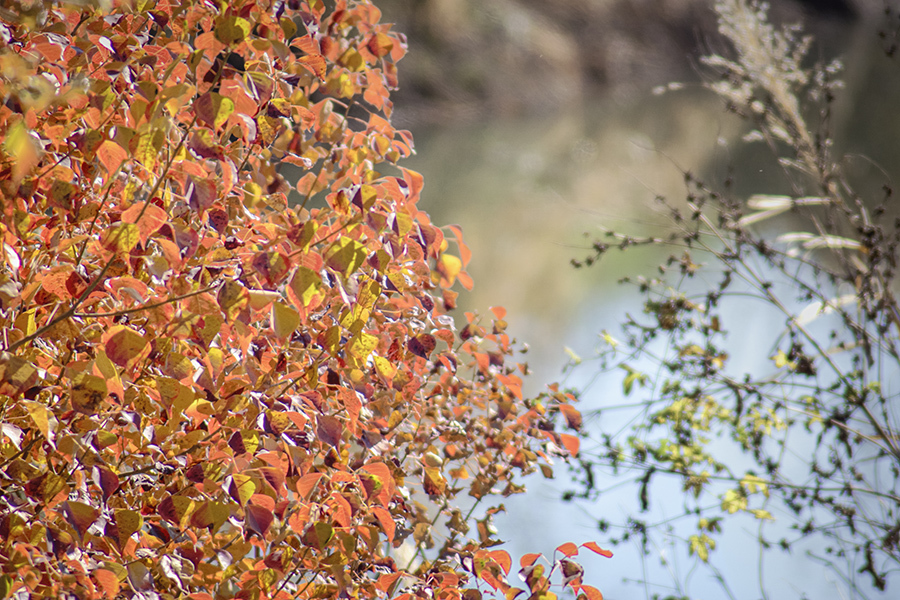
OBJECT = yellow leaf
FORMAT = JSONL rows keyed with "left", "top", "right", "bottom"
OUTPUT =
{"left": 101, "top": 222, "right": 140, "bottom": 256}
{"left": 114, "top": 509, "right": 143, "bottom": 545}
{"left": 438, "top": 254, "right": 462, "bottom": 285}
{"left": 325, "top": 237, "right": 367, "bottom": 277}
{"left": 231, "top": 473, "right": 257, "bottom": 506}
{"left": 70, "top": 373, "right": 107, "bottom": 414}
{"left": 289, "top": 267, "right": 322, "bottom": 308}
{"left": 4, "top": 121, "right": 41, "bottom": 183}
{"left": 347, "top": 332, "right": 378, "bottom": 367}
{"left": 272, "top": 301, "right": 300, "bottom": 340}
{"left": 23, "top": 400, "right": 56, "bottom": 443}
{"left": 249, "top": 289, "right": 281, "bottom": 310}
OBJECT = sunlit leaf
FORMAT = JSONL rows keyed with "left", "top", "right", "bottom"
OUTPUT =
{"left": 272, "top": 301, "right": 300, "bottom": 340}
{"left": 581, "top": 542, "right": 613, "bottom": 558}
{"left": 102, "top": 325, "right": 150, "bottom": 369}
{"left": 558, "top": 433, "right": 580, "bottom": 457}
{"left": 0, "top": 353, "right": 39, "bottom": 397}
{"left": 245, "top": 503, "right": 274, "bottom": 537}
{"left": 96, "top": 139, "right": 128, "bottom": 174}
{"left": 215, "top": 15, "right": 251, "bottom": 45}
{"left": 93, "top": 568, "right": 119, "bottom": 600}
{"left": 325, "top": 237, "right": 367, "bottom": 277}
{"left": 195, "top": 92, "right": 235, "bottom": 130}
{"left": 63, "top": 501, "right": 98, "bottom": 540}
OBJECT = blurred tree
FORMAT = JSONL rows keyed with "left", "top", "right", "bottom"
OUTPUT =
{"left": 567, "top": 1, "right": 900, "bottom": 598}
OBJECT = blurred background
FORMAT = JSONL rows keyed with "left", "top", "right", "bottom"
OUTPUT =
{"left": 372, "top": 1, "right": 898, "bottom": 598}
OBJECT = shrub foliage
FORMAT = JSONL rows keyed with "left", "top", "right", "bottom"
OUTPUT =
{"left": 0, "top": 1, "right": 607, "bottom": 599}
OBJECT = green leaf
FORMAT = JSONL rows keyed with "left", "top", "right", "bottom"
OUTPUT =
{"left": 564, "top": 346, "right": 582, "bottom": 365}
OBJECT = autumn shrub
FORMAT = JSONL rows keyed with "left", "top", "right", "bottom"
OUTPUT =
{"left": 0, "top": 1, "right": 609, "bottom": 599}
{"left": 568, "top": 1, "right": 900, "bottom": 598}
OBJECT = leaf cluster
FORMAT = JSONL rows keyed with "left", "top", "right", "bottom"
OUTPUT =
{"left": 0, "top": 1, "right": 602, "bottom": 599}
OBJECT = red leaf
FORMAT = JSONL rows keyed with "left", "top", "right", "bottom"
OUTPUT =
{"left": 194, "top": 92, "right": 235, "bottom": 130}
{"left": 101, "top": 325, "right": 150, "bottom": 369}
{"left": 228, "top": 430, "right": 246, "bottom": 455}
{"left": 316, "top": 414, "right": 343, "bottom": 448}
{"left": 582, "top": 542, "right": 613, "bottom": 558}
{"left": 92, "top": 466, "right": 119, "bottom": 502}
{"left": 408, "top": 333, "right": 436, "bottom": 359}
{"left": 63, "top": 500, "right": 97, "bottom": 539}
{"left": 245, "top": 503, "right": 274, "bottom": 537}
{"left": 556, "top": 542, "right": 578, "bottom": 557}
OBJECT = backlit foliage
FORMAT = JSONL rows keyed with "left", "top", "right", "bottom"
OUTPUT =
{"left": 0, "top": 1, "right": 609, "bottom": 598}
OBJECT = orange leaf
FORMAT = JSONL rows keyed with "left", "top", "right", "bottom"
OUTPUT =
{"left": 489, "top": 550, "right": 512, "bottom": 575}
{"left": 555, "top": 542, "right": 578, "bottom": 557}
{"left": 581, "top": 542, "right": 613, "bottom": 558}
{"left": 93, "top": 568, "right": 119, "bottom": 600}
{"left": 559, "top": 433, "right": 580, "bottom": 457}
{"left": 520, "top": 553, "right": 541, "bottom": 568}
{"left": 559, "top": 404, "right": 583, "bottom": 431}
{"left": 296, "top": 473, "right": 323, "bottom": 499}
{"left": 101, "top": 325, "right": 150, "bottom": 369}
{"left": 372, "top": 505, "right": 395, "bottom": 542}
{"left": 121, "top": 202, "right": 167, "bottom": 245}
{"left": 96, "top": 139, "right": 128, "bottom": 173}
{"left": 575, "top": 585, "right": 603, "bottom": 600}
{"left": 298, "top": 54, "right": 327, "bottom": 79}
